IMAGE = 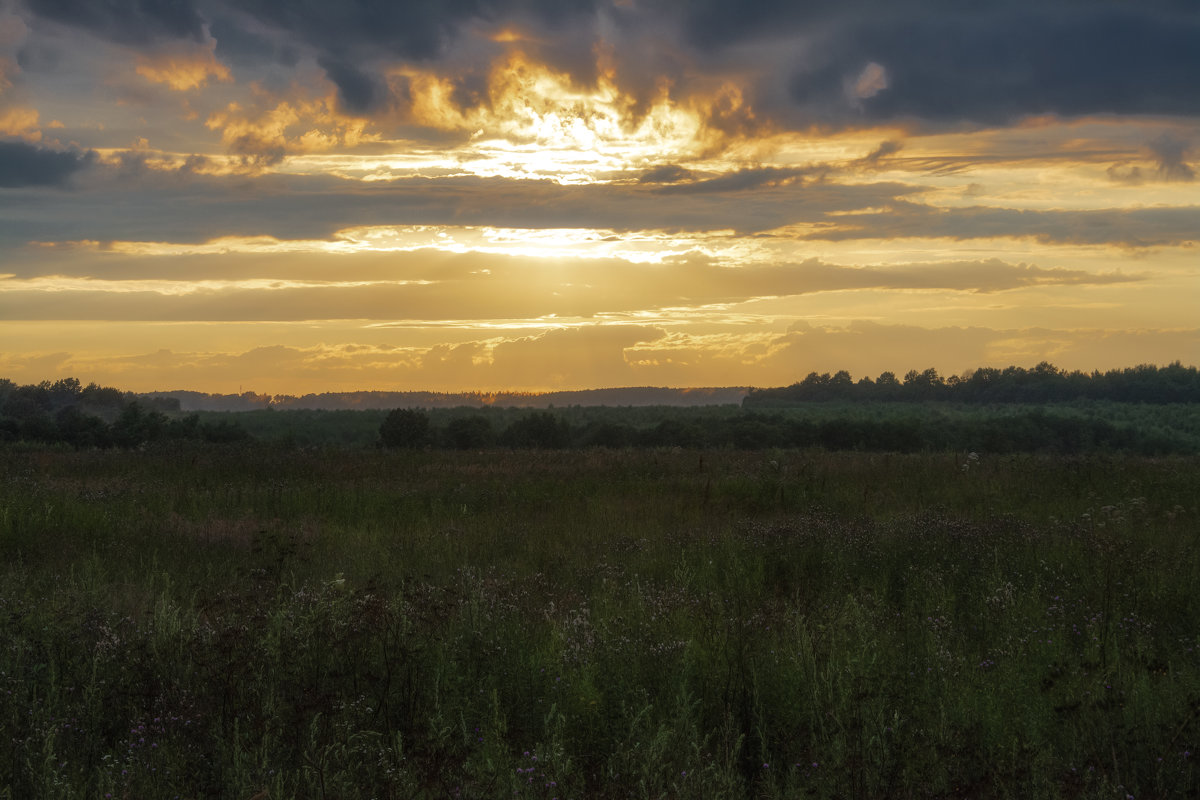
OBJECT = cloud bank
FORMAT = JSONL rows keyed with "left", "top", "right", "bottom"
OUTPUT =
{"left": 2, "top": 0, "right": 1198, "bottom": 391}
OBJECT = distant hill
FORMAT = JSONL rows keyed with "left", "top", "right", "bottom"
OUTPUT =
{"left": 146, "top": 386, "right": 749, "bottom": 412}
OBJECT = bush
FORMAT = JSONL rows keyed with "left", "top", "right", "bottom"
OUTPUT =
{"left": 379, "top": 408, "right": 431, "bottom": 448}
{"left": 500, "top": 411, "right": 569, "bottom": 449}
{"left": 441, "top": 415, "right": 494, "bottom": 449}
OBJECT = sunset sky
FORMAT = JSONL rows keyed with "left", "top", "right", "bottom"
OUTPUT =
{"left": 1, "top": 0, "right": 1198, "bottom": 394}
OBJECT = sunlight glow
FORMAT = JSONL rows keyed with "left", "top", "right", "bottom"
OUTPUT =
{"left": 388, "top": 52, "right": 724, "bottom": 183}
{"left": 37, "top": 225, "right": 775, "bottom": 264}
{"left": 0, "top": 277, "right": 431, "bottom": 295}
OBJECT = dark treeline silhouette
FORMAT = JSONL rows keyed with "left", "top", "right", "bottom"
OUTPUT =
{"left": 7, "top": 367, "right": 1200, "bottom": 454}
{"left": 380, "top": 406, "right": 1196, "bottom": 455}
{"left": 743, "top": 362, "right": 1200, "bottom": 406}
{"left": 0, "top": 378, "right": 251, "bottom": 448}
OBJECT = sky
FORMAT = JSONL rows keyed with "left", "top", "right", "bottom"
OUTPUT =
{"left": 1, "top": 0, "right": 1198, "bottom": 394}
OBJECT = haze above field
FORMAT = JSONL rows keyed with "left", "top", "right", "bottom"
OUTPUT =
{"left": 2, "top": 0, "right": 1198, "bottom": 394}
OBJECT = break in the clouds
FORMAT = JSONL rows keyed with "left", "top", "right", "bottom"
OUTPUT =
{"left": 2, "top": 0, "right": 1198, "bottom": 391}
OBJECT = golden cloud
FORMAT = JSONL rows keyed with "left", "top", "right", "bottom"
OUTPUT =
{"left": 0, "top": 105, "right": 40, "bottom": 141}
{"left": 135, "top": 42, "right": 232, "bottom": 92}
{"left": 385, "top": 50, "right": 761, "bottom": 181}
{"left": 205, "top": 86, "right": 381, "bottom": 169}
{"left": 4, "top": 320, "right": 1197, "bottom": 395}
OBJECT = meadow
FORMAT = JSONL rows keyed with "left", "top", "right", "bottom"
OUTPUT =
{"left": 0, "top": 444, "right": 1197, "bottom": 798}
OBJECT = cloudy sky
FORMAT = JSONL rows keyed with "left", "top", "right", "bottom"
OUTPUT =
{"left": 1, "top": 0, "right": 1197, "bottom": 393}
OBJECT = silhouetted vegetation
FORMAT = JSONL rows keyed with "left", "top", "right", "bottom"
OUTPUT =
{"left": 378, "top": 407, "right": 432, "bottom": 449}
{"left": 744, "top": 361, "right": 1200, "bottom": 405}
{"left": 0, "top": 377, "right": 250, "bottom": 448}
{"left": 498, "top": 410, "right": 571, "bottom": 449}
{"left": 372, "top": 405, "right": 1199, "bottom": 455}
{"left": 6, "top": 365, "right": 1200, "bottom": 455}
{"left": 441, "top": 414, "right": 496, "bottom": 449}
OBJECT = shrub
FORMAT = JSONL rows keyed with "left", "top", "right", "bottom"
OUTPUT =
{"left": 379, "top": 407, "right": 431, "bottom": 448}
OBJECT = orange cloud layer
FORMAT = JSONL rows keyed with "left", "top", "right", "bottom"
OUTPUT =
{"left": 0, "top": 105, "right": 40, "bottom": 140}
{"left": 135, "top": 42, "right": 232, "bottom": 91}
{"left": 3, "top": 322, "right": 1197, "bottom": 395}
{"left": 205, "top": 88, "right": 380, "bottom": 168}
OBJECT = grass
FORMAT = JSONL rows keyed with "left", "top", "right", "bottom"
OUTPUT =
{"left": 0, "top": 444, "right": 1197, "bottom": 798}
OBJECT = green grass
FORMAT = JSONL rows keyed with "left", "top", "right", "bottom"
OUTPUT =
{"left": 1, "top": 444, "right": 1198, "bottom": 798}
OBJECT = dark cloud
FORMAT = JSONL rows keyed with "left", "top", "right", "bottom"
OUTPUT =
{"left": 228, "top": 0, "right": 474, "bottom": 61}
{"left": 638, "top": 164, "right": 695, "bottom": 184}
{"left": 0, "top": 141, "right": 94, "bottom": 187}
{"left": 910, "top": 148, "right": 1129, "bottom": 178}
{"left": 0, "top": 251, "right": 1142, "bottom": 321}
{"left": 5, "top": 163, "right": 1197, "bottom": 253}
{"left": 25, "top": 0, "right": 206, "bottom": 45}
{"left": 1148, "top": 134, "right": 1195, "bottom": 182}
{"left": 1106, "top": 164, "right": 1145, "bottom": 185}
{"left": 227, "top": 0, "right": 603, "bottom": 57}
{"left": 224, "top": 0, "right": 600, "bottom": 112}
{"left": 786, "top": 6, "right": 1200, "bottom": 125}
{"left": 278, "top": 2, "right": 1200, "bottom": 130}
{"left": 317, "top": 56, "right": 384, "bottom": 115}
{"left": 0, "top": 169, "right": 924, "bottom": 250}
{"left": 669, "top": 0, "right": 849, "bottom": 50}
{"left": 23, "top": 1, "right": 1199, "bottom": 132}
{"left": 206, "top": 14, "right": 299, "bottom": 68}
{"left": 1106, "top": 135, "right": 1195, "bottom": 184}
{"left": 653, "top": 167, "right": 817, "bottom": 194}
{"left": 860, "top": 140, "right": 901, "bottom": 166}
{"left": 669, "top": 0, "right": 1200, "bottom": 124}
{"left": 806, "top": 201, "right": 1200, "bottom": 248}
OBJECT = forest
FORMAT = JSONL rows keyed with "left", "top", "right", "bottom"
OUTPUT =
{"left": 0, "top": 377, "right": 250, "bottom": 448}
{"left": 3, "top": 362, "right": 1200, "bottom": 455}
{"left": 742, "top": 361, "right": 1200, "bottom": 405}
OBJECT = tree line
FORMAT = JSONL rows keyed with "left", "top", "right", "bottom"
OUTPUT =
{"left": 5, "top": 370, "right": 1199, "bottom": 454}
{"left": 743, "top": 361, "right": 1200, "bottom": 405}
{"left": 0, "top": 378, "right": 250, "bottom": 448}
{"left": 380, "top": 406, "right": 1196, "bottom": 455}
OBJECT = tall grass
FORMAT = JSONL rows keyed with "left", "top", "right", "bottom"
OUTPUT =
{"left": 0, "top": 444, "right": 1197, "bottom": 798}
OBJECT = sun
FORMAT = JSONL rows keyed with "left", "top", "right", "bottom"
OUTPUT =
{"left": 389, "top": 51, "right": 723, "bottom": 183}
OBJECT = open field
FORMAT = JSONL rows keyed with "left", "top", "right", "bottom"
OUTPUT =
{"left": 1, "top": 445, "right": 1198, "bottom": 798}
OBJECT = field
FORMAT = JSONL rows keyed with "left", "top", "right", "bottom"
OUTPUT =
{"left": 1, "top": 444, "right": 1198, "bottom": 798}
